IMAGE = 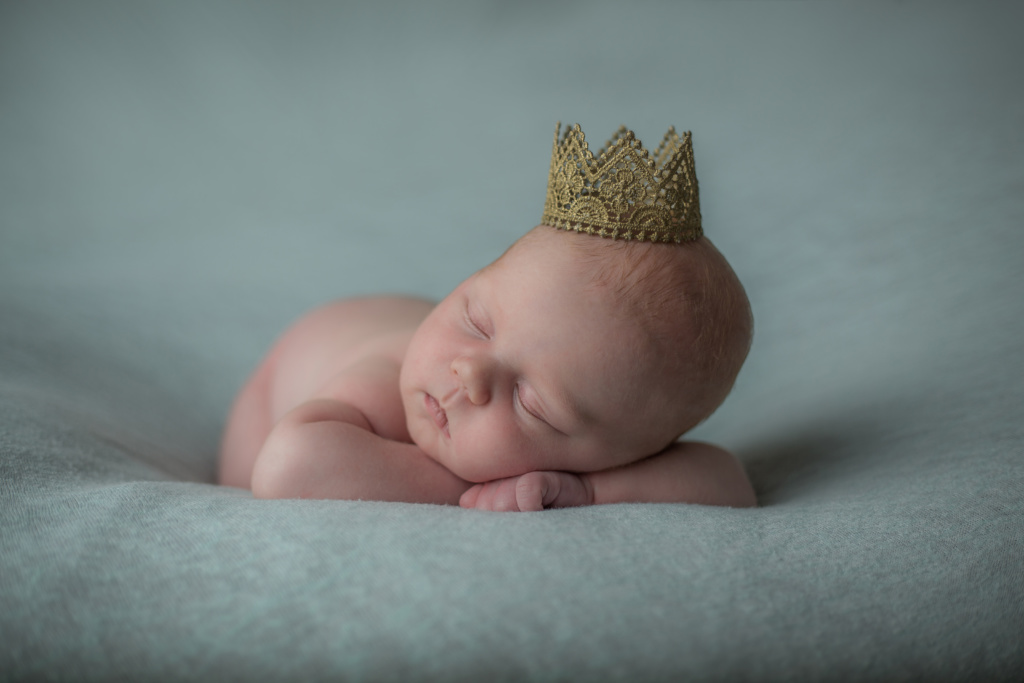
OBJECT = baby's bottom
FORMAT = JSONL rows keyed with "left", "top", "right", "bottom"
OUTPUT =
{"left": 218, "top": 358, "right": 274, "bottom": 489}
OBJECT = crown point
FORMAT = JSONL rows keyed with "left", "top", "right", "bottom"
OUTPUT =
{"left": 541, "top": 123, "right": 702, "bottom": 243}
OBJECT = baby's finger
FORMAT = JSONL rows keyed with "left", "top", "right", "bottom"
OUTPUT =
{"left": 466, "top": 480, "right": 499, "bottom": 510}
{"left": 459, "top": 484, "right": 483, "bottom": 508}
{"left": 468, "top": 479, "right": 521, "bottom": 511}
{"left": 488, "top": 480, "right": 522, "bottom": 512}
{"left": 514, "top": 473, "right": 547, "bottom": 512}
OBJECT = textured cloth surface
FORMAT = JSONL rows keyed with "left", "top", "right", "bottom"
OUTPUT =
{"left": 1, "top": 2, "right": 1022, "bottom": 681}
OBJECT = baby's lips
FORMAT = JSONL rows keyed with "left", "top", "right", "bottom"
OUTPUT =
{"left": 425, "top": 393, "right": 450, "bottom": 437}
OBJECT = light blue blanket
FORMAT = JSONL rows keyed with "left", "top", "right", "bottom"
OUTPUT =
{"left": 2, "top": 2, "right": 1022, "bottom": 680}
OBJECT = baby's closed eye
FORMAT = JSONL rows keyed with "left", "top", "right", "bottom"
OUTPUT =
{"left": 463, "top": 301, "right": 491, "bottom": 339}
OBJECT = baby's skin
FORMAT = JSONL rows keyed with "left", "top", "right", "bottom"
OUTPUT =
{"left": 219, "top": 226, "right": 756, "bottom": 511}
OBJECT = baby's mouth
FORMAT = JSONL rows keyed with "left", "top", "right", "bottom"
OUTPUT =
{"left": 425, "top": 393, "right": 450, "bottom": 438}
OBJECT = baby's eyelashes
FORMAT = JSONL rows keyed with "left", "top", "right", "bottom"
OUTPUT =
{"left": 515, "top": 384, "right": 566, "bottom": 436}
{"left": 513, "top": 383, "right": 536, "bottom": 419}
{"left": 463, "top": 302, "right": 491, "bottom": 339}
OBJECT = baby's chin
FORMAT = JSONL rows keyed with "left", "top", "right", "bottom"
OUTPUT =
{"left": 407, "top": 425, "right": 443, "bottom": 465}
{"left": 436, "top": 450, "right": 501, "bottom": 484}
{"left": 406, "top": 426, "right": 488, "bottom": 482}
{"left": 405, "top": 409, "right": 537, "bottom": 482}
{"left": 426, "top": 440, "right": 520, "bottom": 484}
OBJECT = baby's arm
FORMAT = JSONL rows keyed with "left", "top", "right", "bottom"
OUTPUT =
{"left": 587, "top": 441, "right": 756, "bottom": 507}
{"left": 251, "top": 361, "right": 471, "bottom": 505}
{"left": 460, "top": 441, "right": 756, "bottom": 511}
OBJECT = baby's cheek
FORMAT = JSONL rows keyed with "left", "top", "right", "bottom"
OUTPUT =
{"left": 455, "top": 425, "right": 534, "bottom": 482}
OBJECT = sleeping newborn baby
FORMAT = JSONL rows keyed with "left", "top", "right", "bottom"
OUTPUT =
{"left": 218, "top": 124, "right": 756, "bottom": 511}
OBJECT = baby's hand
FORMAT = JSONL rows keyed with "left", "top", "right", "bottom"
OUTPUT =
{"left": 459, "top": 471, "right": 594, "bottom": 512}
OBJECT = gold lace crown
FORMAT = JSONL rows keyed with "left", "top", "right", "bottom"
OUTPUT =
{"left": 541, "top": 122, "right": 702, "bottom": 243}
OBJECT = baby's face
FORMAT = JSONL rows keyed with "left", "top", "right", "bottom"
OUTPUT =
{"left": 399, "top": 228, "right": 683, "bottom": 483}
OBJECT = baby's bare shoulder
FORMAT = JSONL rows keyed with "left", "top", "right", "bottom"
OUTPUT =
{"left": 267, "top": 296, "right": 434, "bottom": 421}
{"left": 281, "top": 296, "right": 432, "bottom": 351}
{"left": 290, "top": 296, "right": 434, "bottom": 336}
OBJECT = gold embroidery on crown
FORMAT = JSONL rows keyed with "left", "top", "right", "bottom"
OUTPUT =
{"left": 541, "top": 123, "right": 703, "bottom": 243}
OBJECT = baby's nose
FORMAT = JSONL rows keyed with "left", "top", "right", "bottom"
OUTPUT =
{"left": 451, "top": 356, "right": 492, "bottom": 405}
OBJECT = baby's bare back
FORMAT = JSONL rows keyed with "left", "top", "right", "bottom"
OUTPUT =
{"left": 218, "top": 296, "right": 434, "bottom": 488}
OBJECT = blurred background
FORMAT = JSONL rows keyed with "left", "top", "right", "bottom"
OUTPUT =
{"left": 1, "top": 1, "right": 1021, "bottom": 483}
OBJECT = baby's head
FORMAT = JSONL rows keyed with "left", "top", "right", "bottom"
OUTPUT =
{"left": 401, "top": 122, "right": 751, "bottom": 482}
{"left": 400, "top": 225, "right": 752, "bottom": 483}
